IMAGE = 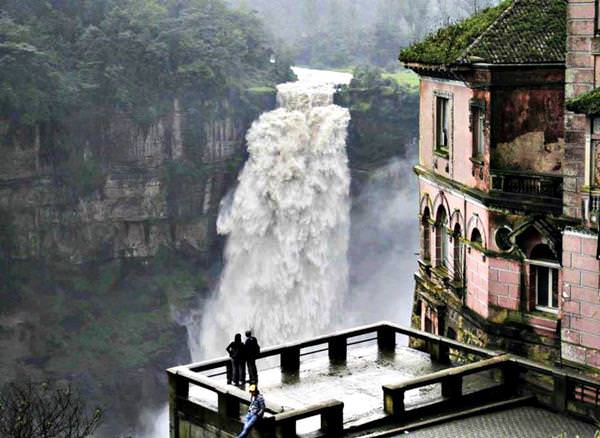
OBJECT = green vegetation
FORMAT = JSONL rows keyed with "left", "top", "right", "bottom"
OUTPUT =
{"left": 0, "top": 251, "right": 208, "bottom": 434}
{"left": 0, "top": 0, "right": 292, "bottom": 198}
{"left": 399, "top": 1, "right": 510, "bottom": 65}
{"left": 0, "top": 0, "right": 291, "bottom": 127}
{"left": 566, "top": 87, "right": 600, "bottom": 116}
{"left": 336, "top": 66, "right": 419, "bottom": 171}
{"left": 399, "top": 0, "right": 566, "bottom": 66}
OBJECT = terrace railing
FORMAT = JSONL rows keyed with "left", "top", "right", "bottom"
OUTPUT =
{"left": 167, "top": 321, "right": 600, "bottom": 437}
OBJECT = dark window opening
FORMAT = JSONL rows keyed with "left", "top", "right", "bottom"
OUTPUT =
{"left": 435, "top": 207, "right": 448, "bottom": 268}
{"left": 422, "top": 208, "right": 431, "bottom": 262}
{"left": 436, "top": 96, "right": 449, "bottom": 151}
{"left": 453, "top": 224, "right": 462, "bottom": 281}
{"left": 470, "top": 228, "right": 483, "bottom": 245}
{"left": 471, "top": 105, "right": 485, "bottom": 157}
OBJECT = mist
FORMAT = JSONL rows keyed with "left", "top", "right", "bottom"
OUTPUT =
{"left": 345, "top": 149, "right": 419, "bottom": 328}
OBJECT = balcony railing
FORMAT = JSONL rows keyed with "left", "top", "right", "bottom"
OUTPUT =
{"left": 490, "top": 170, "right": 563, "bottom": 200}
{"left": 583, "top": 193, "right": 600, "bottom": 224}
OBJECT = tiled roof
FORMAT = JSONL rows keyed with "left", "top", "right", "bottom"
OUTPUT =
{"left": 399, "top": 0, "right": 566, "bottom": 68}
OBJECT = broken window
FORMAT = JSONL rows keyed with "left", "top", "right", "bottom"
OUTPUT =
{"left": 435, "top": 207, "right": 448, "bottom": 269}
{"left": 528, "top": 244, "right": 559, "bottom": 312}
{"left": 421, "top": 207, "right": 431, "bottom": 262}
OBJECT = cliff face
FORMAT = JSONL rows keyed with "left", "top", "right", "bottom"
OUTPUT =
{"left": 0, "top": 90, "right": 275, "bottom": 435}
{"left": 0, "top": 93, "right": 275, "bottom": 264}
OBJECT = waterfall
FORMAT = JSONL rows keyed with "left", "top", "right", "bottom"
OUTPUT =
{"left": 187, "top": 68, "right": 353, "bottom": 360}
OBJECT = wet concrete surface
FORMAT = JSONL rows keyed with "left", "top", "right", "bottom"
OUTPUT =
{"left": 400, "top": 406, "right": 598, "bottom": 438}
{"left": 191, "top": 342, "right": 495, "bottom": 433}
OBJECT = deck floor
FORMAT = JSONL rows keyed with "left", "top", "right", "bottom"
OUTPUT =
{"left": 191, "top": 343, "right": 495, "bottom": 432}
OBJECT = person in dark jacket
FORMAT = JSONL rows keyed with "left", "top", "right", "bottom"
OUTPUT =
{"left": 226, "top": 333, "right": 246, "bottom": 386}
{"left": 244, "top": 330, "right": 260, "bottom": 384}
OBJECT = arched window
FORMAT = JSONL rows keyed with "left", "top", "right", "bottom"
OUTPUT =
{"left": 421, "top": 208, "right": 431, "bottom": 262}
{"left": 529, "top": 244, "right": 559, "bottom": 311}
{"left": 470, "top": 228, "right": 483, "bottom": 246}
{"left": 453, "top": 224, "right": 462, "bottom": 280}
{"left": 435, "top": 207, "right": 448, "bottom": 268}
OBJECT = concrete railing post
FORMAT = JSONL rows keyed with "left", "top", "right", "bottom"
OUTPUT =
{"left": 377, "top": 326, "right": 396, "bottom": 354}
{"left": 281, "top": 346, "right": 301, "bottom": 374}
{"left": 218, "top": 393, "right": 240, "bottom": 419}
{"left": 321, "top": 403, "right": 344, "bottom": 436}
{"left": 553, "top": 373, "right": 568, "bottom": 412}
{"left": 441, "top": 375, "right": 462, "bottom": 399}
{"left": 328, "top": 335, "right": 347, "bottom": 364}
{"left": 429, "top": 339, "right": 450, "bottom": 364}
{"left": 501, "top": 362, "right": 520, "bottom": 396}
{"left": 383, "top": 386, "right": 405, "bottom": 416}
{"left": 275, "top": 421, "right": 296, "bottom": 438}
{"left": 168, "top": 372, "right": 188, "bottom": 438}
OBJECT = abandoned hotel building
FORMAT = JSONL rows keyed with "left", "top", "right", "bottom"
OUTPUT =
{"left": 402, "top": 0, "right": 600, "bottom": 376}
{"left": 168, "top": 0, "right": 600, "bottom": 436}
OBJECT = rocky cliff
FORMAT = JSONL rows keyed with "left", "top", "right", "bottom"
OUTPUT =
{"left": 0, "top": 89, "right": 276, "bottom": 435}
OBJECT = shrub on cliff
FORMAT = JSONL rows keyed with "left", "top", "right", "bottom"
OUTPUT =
{"left": 0, "top": 379, "right": 102, "bottom": 438}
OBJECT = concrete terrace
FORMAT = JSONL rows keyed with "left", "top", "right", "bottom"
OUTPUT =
{"left": 167, "top": 322, "right": 600, "bottom": 437}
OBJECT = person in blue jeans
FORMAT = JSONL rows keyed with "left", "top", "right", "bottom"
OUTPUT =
{"left": 238, "top": 384, "right": 265, "bottom": 438}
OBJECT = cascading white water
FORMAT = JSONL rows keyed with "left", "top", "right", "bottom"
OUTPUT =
{"left": 187, "top": 67, "right": 353, "bottom": 359}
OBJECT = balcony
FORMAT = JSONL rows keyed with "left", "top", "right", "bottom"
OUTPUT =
{"left": 490, "top": 170, "right": 563, "bottom": 212}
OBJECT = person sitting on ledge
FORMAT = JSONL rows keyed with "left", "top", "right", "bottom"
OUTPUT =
{"left": 237, "top": 384, "right": 265, "bottom": 438}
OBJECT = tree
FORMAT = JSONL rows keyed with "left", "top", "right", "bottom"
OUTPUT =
{"left": 0, "top": 380, "right": 102, "bottom": 438}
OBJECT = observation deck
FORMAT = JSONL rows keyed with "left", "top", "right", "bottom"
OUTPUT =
{"left": 167, "top": 322, "right": 599, "bottom": 437}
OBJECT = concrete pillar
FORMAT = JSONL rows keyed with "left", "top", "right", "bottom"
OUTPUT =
{"left": 429, "top": 340, "right": 450, "bottom": 364}
{"left": 377, "top": 326, "right": 396, "bottom": 353}
{"left": 383, "top": 387, "right": 405, "bottom": 416}
{"left": 218, "top": 392, "right": 240, "bottom": 419}
{"left": 275, "top": 421, "right": 296, "bottom": 438}
{"left": 328, "top": 335, "right": 347, "bottom": 364}
{"left": 553, "top": 373, "right": 568, "bottom": 412}
{"left": 281, "top": 346, "right": 300, "bottom": 374}
{"left": 501, "top": 362, "right": 520, "bottom": 396}
{"left": 168, "top": 372, "right": 188, "bottom": 438}
{"left": 321, "top": 404, "right": 344, "bottom": 436}
{"left": 441, "top": 375, "right": 462, "bottom": 398}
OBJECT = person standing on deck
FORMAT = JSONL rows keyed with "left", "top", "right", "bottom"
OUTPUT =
{"left": 245, "top": 330, "right": 260, "bottom": 384}
{"left": 226, "top": 333, "right": 246, "bottom": 386}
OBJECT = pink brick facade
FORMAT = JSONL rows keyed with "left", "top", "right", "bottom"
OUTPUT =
{"left": 559, "top": 0, "right": 600, "bottom": 372}
{"left": 562, "top": 231, "right": 600, "bottom": 368}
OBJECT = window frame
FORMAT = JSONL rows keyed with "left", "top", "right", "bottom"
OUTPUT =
{"left": 526, "top": 258, "right": 560, "bottom": 314}
{"left": 434, "top": 92, "right": 452, "bottom": 155}
{"left": 470, "top": 103, "right": 485, "bottom": 158}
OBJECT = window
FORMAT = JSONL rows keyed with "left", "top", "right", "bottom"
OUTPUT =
{"left": 421, "top": 208, "right": 431, "bottom": 262}
{"left": 528, "top": 244, "right": 559, "bottom": 312}
{"left": 533, "top": 265, "right": 558, "bottom": 310}
{"left": 435, "top": 207, "right": 448, "bottom": 269}
{"left": 470, "top": 228, "right": 483, "bottom": 246}
{"left": 453, "top": 224, "right": 462, "bottom": 281}
{"left": 471, "top": 105, "right": 485, "bottom": 157}
{"left": 436, "top": 96, "right": 449, "bottom": 151}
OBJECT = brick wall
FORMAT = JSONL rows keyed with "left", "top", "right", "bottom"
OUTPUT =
{"left": 564, "top": 0, "right": 595, "bottom": 219}
{"left": 466, "top": 246, "right": 489, "bottom": 318}
{"left": 488, "top": 258, "right": 521, "bottom": 311}
{"left": 562, "top": 230, "right": 600, "bottom": 368}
